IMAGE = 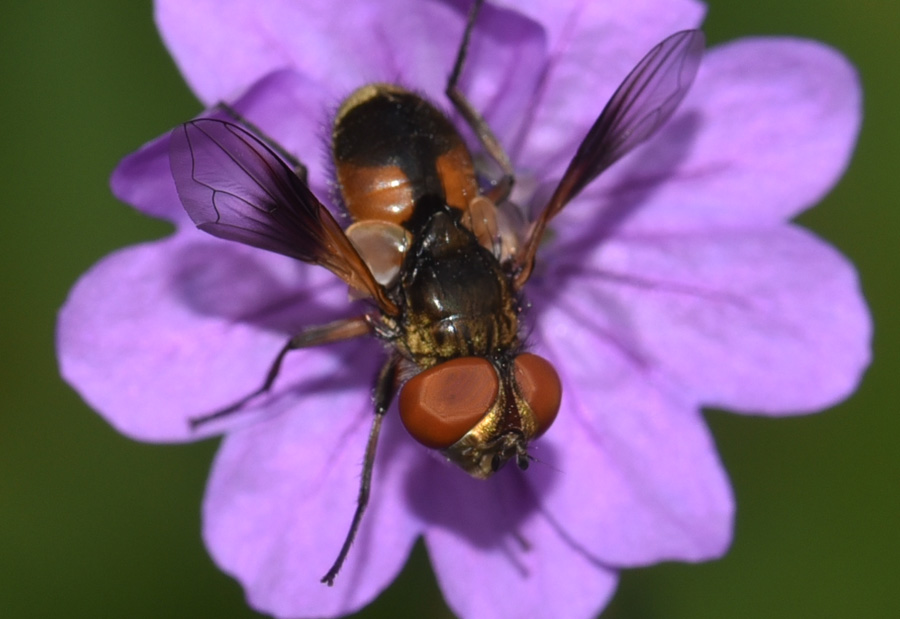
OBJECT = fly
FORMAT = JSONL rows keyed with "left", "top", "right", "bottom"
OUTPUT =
{"left": 168, "top": 0, "right": 704, "bottom": 586}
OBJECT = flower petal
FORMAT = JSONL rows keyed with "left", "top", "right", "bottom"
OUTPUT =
{"left": 408, "top": 460, "right": 617, "bottom": 619}
{"left": 525, "top": 317, "right": 734, "bottom": 565}
{"left": 491, "top": 0, "right": 705, "bottom": 172}
{"left": 492, "top": 0, "right": 703, "bottom": 49}
{"left": 156, "top": 0, "right": 548, "bottom": 158}
{"left": 560, "top": 37, "right": 862, "bottom": 235}
{"left": 155, "top": 1, "right": 515, "bottom": 102}
{"left": 109, "top": 130, "right": 187, "bottom": 224}
{"left": 204, "top": 384, "right": 422, "bottom": 617}
{"left": 57, "top": 231, "right": 356, "bottom": 441}
{"left": 537, "top": 225, "right": 870, "bottom": 415}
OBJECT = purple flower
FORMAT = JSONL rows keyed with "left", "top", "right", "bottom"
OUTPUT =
{"left": 56, "top": 0, "right": 870, "bottom": 617}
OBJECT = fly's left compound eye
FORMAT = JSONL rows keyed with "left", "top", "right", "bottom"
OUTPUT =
{"left": 399, "top": 357, "right": 499, "bottom": 449}
{"left": 513, "top": 353, "right": 561, "bottom": 437}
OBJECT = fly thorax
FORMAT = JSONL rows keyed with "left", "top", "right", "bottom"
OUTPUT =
{"left": 399, "top": 209, "right": 519, "bottom": 363}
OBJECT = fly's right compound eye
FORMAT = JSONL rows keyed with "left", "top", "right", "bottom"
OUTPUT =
{"left": 512, "top": 353, "right": 561, "bottom": 437}
{"left": 399, "top": 357, "right": 499, "bottom": 449}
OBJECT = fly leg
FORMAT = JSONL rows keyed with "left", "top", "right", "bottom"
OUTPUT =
{"left": 321, "top": 354, "right": 401, "bottom": 586}
{"left": 445, "top": 0, "right": 514, "bottom": 203}
{"left": 188, "top": 315, "right": 374, "bottom": 429}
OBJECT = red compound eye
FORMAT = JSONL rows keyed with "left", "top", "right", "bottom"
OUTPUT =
{"left": 513, "top": 353, "right": 561, "bottom": 437}
{"left": 399, "top": 357, "right": 499, "bottom": 449}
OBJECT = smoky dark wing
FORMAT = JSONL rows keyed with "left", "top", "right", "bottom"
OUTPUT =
{"left": 553, "top": 29, "right": 704, "bottom": 204}
{"left": 169, "top": 119, "right": 396, "bottom": 313}
{"left": 514, "top": 30, "right": 704, "bottom": 287}
{"left": 170, "top": 119, "right": 316, "bottom": 260}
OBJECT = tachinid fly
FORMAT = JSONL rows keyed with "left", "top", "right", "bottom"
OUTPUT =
{"left": 168, "top": 0, "right": 704, "bottom": 586}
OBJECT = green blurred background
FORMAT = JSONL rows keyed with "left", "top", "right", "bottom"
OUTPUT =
{"left": 1, "top": 1, "right": 896, "bottom": 617}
